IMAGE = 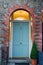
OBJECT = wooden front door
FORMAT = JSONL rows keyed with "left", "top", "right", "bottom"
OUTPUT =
{"left": 13, "top": 22, "right": 29, "bottom": 58}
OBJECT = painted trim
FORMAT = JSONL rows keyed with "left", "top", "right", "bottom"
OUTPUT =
{"left": 9, "top": 20, "right": 32, "bottom": 58}
{"left": 29, "top": 21, "right": 33, "bottom": 58}
{"left": 9, "top": 22, "right": 13, "bottom": 58}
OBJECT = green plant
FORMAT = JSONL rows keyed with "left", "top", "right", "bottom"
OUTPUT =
{"left": 30, "top": 41, "right": 38, "bottom": 59}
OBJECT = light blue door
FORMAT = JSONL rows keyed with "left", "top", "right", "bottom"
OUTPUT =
{"left": 13, "top": 22, "right": 29, "bottom": 57}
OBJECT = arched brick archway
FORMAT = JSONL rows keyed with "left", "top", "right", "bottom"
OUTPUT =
{"left": 3, "top": 3, "right": 34, "bottom": 46}
{"left": 3, "top": 3, "right": 42, "bottom": 52}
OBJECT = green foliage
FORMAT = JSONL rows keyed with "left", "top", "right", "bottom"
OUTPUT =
{"left": 30, "top": 41, "right": 38, "bottom": 59}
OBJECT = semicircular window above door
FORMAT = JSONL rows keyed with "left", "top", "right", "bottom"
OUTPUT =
{"left": 10, "top": 10, "right": 31, "bottom": 20}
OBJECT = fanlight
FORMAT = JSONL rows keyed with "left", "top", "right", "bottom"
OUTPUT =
{"left": 10, "top": 10, "right": 31, "bottom": 20}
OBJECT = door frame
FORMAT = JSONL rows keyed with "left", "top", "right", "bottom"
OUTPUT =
{"left": 9, "top": 20, "right": 32, "bottom": 59}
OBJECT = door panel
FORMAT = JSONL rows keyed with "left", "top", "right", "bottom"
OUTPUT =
{"left": 13, "top": 23, "right": 20, "bottom": 45}
{"left": 22, "top": 23, "right": 29, "bottom": 45}
{"left": 13, "top": 22, "right": 29, "bottom": 57}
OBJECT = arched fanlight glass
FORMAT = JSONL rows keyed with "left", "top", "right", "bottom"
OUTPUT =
{"left": 10, "top": 10, "right": 31, "bottom": 21}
